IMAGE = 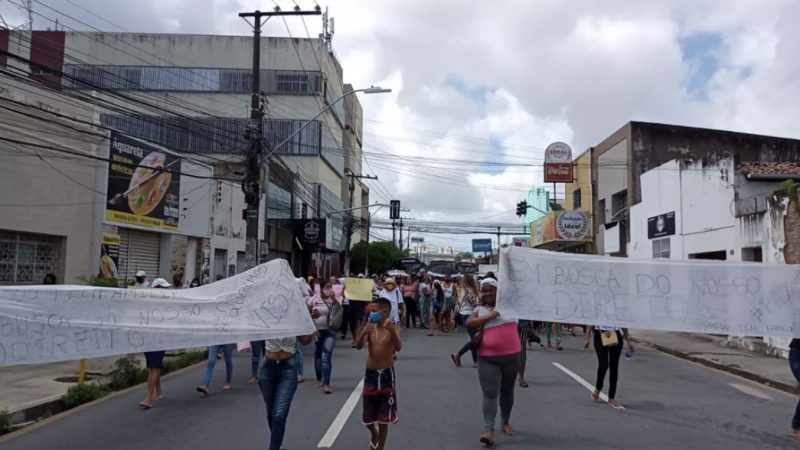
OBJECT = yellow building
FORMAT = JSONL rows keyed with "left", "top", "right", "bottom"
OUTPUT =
{"left": 530, "top": 149, "right": 595, "bottom": 253}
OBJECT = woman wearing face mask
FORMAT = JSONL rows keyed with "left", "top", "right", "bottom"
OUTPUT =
{"left": 442, "top": 274, "right": 458, "bottom": 332}
{"left": 308, "top": 281, "right": 339, "bottom": 394}
{"left": 467, "top": 278, "right": 521, "bottom": 446}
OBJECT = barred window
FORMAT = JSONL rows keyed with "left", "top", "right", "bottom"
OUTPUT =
{"left": 0, "top": 231, "right": 61, "bottom": 285}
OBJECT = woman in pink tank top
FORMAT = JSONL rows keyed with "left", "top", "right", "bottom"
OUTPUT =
{"left": 466, "top": 277, "right": 520, "bottom": 446}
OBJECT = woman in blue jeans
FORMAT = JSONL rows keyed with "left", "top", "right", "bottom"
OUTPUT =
{"left": 259, "top": 335, "right": 313, "bottom": 450}
{"left": 451, "top": 275, "right": 480, "bottom": 368}
{"left": 196, "top": 343, "right": 235, "bottom": 395}
{"left": 308, "top": 281, "right": 339, "bottom": 394}
{"left": 789, "top": 339, "right": 800, "bottom": 438}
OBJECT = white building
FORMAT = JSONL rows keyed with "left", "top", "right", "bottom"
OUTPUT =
{"left": 0, "top": 29, "right": 368, "bottom": 280}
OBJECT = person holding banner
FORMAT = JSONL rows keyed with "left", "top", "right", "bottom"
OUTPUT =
{"left": 467, "top": 277, "right": 520, "bottom": 446}
{"left": 259, "top": 333, "right": 314, "bottom": 450}
{"left": 583, "top": 325, "right": 633, "bottom": 408}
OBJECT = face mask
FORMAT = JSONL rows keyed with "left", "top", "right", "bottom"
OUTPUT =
{"left": 369, "top": 311, "right": 382, "bottom": 323}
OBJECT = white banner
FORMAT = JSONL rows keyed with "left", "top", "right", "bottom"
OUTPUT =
{"left": 497, "top": 246, "right": 800, "bottom": 338}
{"left": 0, "top": 259, "right": 316, "bottom": 366}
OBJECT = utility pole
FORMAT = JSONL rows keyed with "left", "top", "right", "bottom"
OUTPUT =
{"left": 398, "top": 220, "right": 404, "bottom": 251}
{"left": 238, "top": 6, "right": 321, "bottom": 271}
{"left": 496, "top": 226, "right": 501, "bottom": 262}
{"left": 344, "top": 171, "right": 377, "bottom": 275}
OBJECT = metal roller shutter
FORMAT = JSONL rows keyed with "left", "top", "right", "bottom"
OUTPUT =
{"left": 118, "top": 229, "right": 160, "bottom": 284}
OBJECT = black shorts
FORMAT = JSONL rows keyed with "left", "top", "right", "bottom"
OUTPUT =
{"left": 144, "top": 351, "right": 165, "bottom": 369}
{"left": 363, "top": 367, "right": 398, "bottom": 425}
{"left": 349, "top": 301, "right": 366, "bottom": 326}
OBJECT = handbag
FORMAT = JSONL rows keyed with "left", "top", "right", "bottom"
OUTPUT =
{"left": 600, "top": 330, "right": 619, "bottom": 347}
{"left": 325, "top": 299, "right": 343, "bottom": 330}
{"left": 470, "top": 324, "right": 486, "bottom": 350}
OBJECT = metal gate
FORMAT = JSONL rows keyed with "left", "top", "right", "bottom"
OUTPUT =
{"left": 118, "top": 228, "right": 160, "bottom": 284}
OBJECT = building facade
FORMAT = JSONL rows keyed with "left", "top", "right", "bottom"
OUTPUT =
{"left": 0, "top": 29, "right": 368, "bottom": 283}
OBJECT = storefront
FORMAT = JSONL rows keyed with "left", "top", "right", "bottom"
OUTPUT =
{"left": 102, "top": 133, "right": 212, "bottom": 285}
{"left": 530, "top": 211, "right": 594, "bottom": 253}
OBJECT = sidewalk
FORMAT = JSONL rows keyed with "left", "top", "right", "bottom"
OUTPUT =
{"left": 1, "top": 355, "right": 135, "bottom": 425}
{"left": 633, "top": 330, "right": 798, "bottom": 394}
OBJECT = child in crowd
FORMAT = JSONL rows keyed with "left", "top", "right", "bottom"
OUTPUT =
{"left": 356, "top": 298, "right": 402, "bottom": 450}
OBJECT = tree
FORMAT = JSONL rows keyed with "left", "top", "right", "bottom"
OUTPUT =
{"left": 350, "top": 241, "right": 405, "bottom": 275}
{"left": 455, "top": 252, "right": 474, "bottom": 262}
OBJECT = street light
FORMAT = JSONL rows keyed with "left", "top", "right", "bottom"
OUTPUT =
{"left": 265, "top": 85, "right": 391, "bottom": 159}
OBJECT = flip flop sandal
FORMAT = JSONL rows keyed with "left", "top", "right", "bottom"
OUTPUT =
{"left": 519, "top": 381, "right": 529, "bottom": 388}
{"left": 450, "top": 353, "right": 462, "bottom": 367}
{"left": 479, "top": 435, "right": 495, "bottom": 446}
{"left": 196, "top": 386, "right": 210, "bottom": 396}
{"left": 139, "top": 402, "right": 152, "bottom": 409}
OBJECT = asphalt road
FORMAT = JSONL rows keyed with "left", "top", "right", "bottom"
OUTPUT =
{"left": 2, "top": 329, "right": 798, "bottom": 450}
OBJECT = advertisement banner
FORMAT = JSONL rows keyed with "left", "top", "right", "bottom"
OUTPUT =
{"left": 105, "top": 133, "right": 181, "bottom": 231}
{"left": 0, "top": 259, "right": 316, "bottom": 366}
{"left": 498, "top": 246, "right": 800, "bottom": 338}
{"left": 99, "top": 233, "right": 120, "bottom": 279}
{"left": 544, "top": 142, "right": 573, "bottom": 183}
{"left": 648, "top": 211, "right": 676, "bottom": 239}
{"left": 295, "top": 219, "right": 327, "bottom": 247}
{"left": 531, "top": 211, "right": 592, "bottom": 247}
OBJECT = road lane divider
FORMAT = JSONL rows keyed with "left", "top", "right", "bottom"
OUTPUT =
{"left": 552, "top": 362, "right": 625, "bottom": 410}
{"left": 317, "top": 378, "right": 364, "bottom": 448}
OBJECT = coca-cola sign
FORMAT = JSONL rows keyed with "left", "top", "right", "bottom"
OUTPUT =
{"left": 544, "top": 142, "right": 573, "bottom": 183}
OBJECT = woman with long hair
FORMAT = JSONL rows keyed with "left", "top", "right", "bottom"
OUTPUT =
{"left": 402, "top": 276, "right": 419, "bottom": 329}
{"left": 583, "top": 325, "right": 634, "bottom": 408}
{"left": 451, "top": 275, "right": 480, "bottom": 368}
{"left": 308, "top": 281, "right": 340, "bottom": 394}
{"left": 428, "top": 280, "right": 445, "bottom": 336}
{"left": 467, "top": 277, "right": 520, "bottom": 446}
{"left": 418, "top": 275, "right": 431, "bottom": 329}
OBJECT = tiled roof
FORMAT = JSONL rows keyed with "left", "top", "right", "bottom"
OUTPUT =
{"left": 740, "top": 162, "right": 800, "bottom": 176}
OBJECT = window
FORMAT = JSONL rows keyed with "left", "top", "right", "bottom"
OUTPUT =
{"left": 65, "top": 65, "right": 322, "bottom": 95}
{"left": 652, "top": 238, "right": 670, "bottom": 259}
{"left": 611, "top": 190, "right": 627, "bottom": 221}
{"left": 0, "top": 231, "right": 61, "bottom": 285}
{"left": 573, "top": 188, "right": 582, "bottom": 209}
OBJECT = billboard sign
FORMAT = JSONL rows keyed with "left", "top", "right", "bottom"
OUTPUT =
{"left": 512, "top": 237, "right": 530, "bottom": 247}
{"left": 531, "top": 211, "right": 592, "bottom": 246}
{"left": 544, "top": 141, "right": 573, "bottom": 183}
{"left": 294, "top": 219, "right": 327, "bottom": 247}
{"left": 105, "top": 133, "right": 181, "bottom": 230}
{"left": 472, "top": 238, "right": 492, "bottom": 253}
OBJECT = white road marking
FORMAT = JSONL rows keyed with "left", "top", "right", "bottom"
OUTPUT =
{"left": 552, "top": 362, "right": 625, "bottom": 410}
{"left": 729, "top": 382, "right": 773, "bottom": 401}
{"left": 317, "top": 378, "right": 365, "bottom": 448}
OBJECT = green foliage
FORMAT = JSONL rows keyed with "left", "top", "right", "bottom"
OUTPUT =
{"left": 108, "top": 355, "right": 148, "bottom": 390}
{"left": 0, "top": 409, "right": 9, "bottom": 435}
{"left": 162, "top": 351, "right": 207, "bottom": 375}
{"left": 76, "top": 274, "right": 122, "bottom": 288}
{"left": 60, "top": 383, "right": 106, "bottom": 410}
{"left": 773, "top": 180, "right": 800, "bottom": 213}
{"left": 350, "top": 241, "right": 405, "bottom": 275}
{"left": 455, "top": 252, "right": 474, "bottom": 262}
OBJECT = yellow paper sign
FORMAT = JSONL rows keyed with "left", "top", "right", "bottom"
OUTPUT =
{"left": 344, "top": 278, "right": 375, "bottom": 302}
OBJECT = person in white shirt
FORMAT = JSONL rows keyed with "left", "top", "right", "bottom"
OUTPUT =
{"left": 378, "top": 277, "right": 405, "bottom": 325}
{"left": 133, "top": 270, "right": 149, "bottom": 289}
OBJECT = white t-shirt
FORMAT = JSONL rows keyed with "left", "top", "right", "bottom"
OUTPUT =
{"left": 378, "top": 288, "right": 404, "bottom": 323}
{"left": 418, "top": 282, "right": 430, "bottom": 297}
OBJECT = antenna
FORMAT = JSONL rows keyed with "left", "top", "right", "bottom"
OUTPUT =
{"left": 26, "top": 0, "right": 33, "bottom": 30}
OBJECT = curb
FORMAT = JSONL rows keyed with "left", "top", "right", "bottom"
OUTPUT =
{"left": 0, "top": 359, "right": 207, "bottom": 444}
{"left": 634, "top": 339, "right": 799, "bottom": 396}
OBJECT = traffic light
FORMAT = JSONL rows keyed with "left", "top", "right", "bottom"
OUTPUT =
{"left": 390, "top": 200, "right": 401, "bottom": 220}
{"left": 516, "top": 200, "right": 528, "bottom": 217}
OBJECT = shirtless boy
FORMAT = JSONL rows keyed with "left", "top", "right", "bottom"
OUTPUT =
{"left": 355, "top": 298, "right": 402, "bottom": 450}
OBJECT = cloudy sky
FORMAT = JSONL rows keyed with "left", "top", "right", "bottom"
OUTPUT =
{"left": 3, "top": 0, "right": 799, "bottom": 252}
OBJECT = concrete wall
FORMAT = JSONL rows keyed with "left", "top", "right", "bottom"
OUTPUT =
{"left": 0, "top": 78, "right": 106, "bottom": 284}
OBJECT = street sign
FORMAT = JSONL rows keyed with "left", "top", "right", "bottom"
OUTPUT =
{"left": 389, "top": 200, "right": 401, "bottom": 220}
{"left": 472, "top": 238, "right": 492, "bottom": 253}
{"left": 544, "top": 141, "right": 573, "bottom": 183}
